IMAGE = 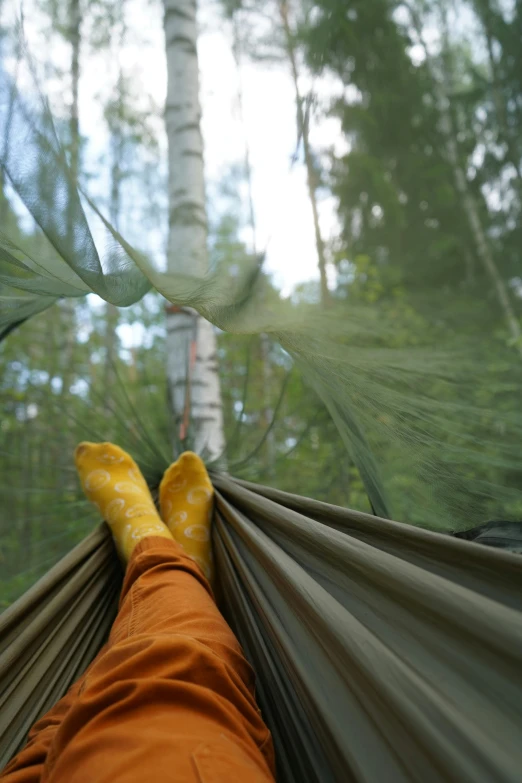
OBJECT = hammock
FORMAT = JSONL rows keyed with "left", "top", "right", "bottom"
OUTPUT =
{"left": 2, "top": 36, "right": 522, "bottom": 783}
{"left": 2, "top": 476, "right": 521, "bottom": 782}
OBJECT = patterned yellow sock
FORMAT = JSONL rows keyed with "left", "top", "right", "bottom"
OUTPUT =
{"left": 159, "top": 451, "right": 214, "bottom": 581}
{"left": 74, "top": 441, "right": 173, "bottom": 562}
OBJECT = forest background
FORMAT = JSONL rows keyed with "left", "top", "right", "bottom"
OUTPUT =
{"left": 1, "top": 0, "right": 521, "bottom": 605}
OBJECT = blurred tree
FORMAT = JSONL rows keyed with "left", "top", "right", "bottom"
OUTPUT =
{"left": 99, "top": 0, "right": 162, "bottom": 402}
{"left": 470, "top": 0, "right": 522, "bottom": 187}
{"left": 301, "top": 0, "right": 521, "bottom": 336}
{"left": 300, "top": 0, "right": 522, "bottom": 518}
{"left": 406, "top": 0, "right": 522, "bottom": 356}
{"left": 223, "top": 0, "right": 331, "bottom": 306}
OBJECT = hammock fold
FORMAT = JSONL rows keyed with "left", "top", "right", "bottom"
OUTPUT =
{"left": 2, "top": 477, "right": 521, "bottom": 782}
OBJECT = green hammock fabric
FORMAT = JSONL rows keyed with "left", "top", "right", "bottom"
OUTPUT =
{"left": 0, "top": 527, "right": 121, "bottom": 767}
{"left": 2, "top": 477, "right": 521, "bottom": 781}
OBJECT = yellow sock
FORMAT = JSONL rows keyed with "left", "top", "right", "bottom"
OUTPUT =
{"left": 75, "top": 441, "right": 173, "bottom": 562}
{"left": 159, "top": 451, "right": 214, "bottom": 580}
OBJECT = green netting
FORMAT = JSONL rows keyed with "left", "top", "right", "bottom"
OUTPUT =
{"left": 1, "top": 2, "right": 522, "bottom": 778}
{"left": 1, "top": 49, "right": 522, "bottom": 556}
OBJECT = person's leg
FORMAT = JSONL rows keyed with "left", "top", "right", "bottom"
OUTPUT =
{"left": 3, "top": 444, "right": 274, "bottom": 783}
{"left": 1, "top": 442, "right": 176, "bottom": 781}
{"left": 158, "top": 451, "right": 215, "bottom": 579}
{"left": 41, "top": 536, "right": 275, "bottom": 782}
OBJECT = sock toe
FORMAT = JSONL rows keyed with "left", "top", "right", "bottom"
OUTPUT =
{"left": 159, "top": 452, "right": 214, "bottom": 580}
{"left": 75, "top": 441, "right": 173, "bottom": 562}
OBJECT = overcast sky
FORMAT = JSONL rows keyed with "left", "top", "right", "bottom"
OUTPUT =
{"left": 115, "top": 0, "right": 347, "bottom": 294}
{"left": 14, "top": 0, "right": 346, "bottom": 295}
{"left": 196, "top": 1, "right": 345, "bottom": 293}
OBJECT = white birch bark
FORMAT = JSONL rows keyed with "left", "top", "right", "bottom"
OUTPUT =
{"left": 163, "top": 0, "right": 225, "bottom": 458}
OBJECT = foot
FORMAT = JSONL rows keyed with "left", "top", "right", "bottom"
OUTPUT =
{"left": 75, "top": 442, "right": 173, "bottom": 562}
{"left": 159, "top": 452, "right": 214, "bottom": 580}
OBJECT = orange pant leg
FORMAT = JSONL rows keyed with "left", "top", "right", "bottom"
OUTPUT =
{"left": 7, "top": 536, "right": 275, "bottom": 783}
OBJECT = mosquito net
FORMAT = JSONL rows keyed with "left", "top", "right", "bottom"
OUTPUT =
{"left": 1, "top": 4, "right": 522, "bottom": 778}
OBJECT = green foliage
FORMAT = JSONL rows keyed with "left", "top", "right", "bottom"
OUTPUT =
{"left": 298, "top": 0, "right": 522, "bottom": 519}
{"left": 2, "top": 0, "right": 522, "bottom": 610}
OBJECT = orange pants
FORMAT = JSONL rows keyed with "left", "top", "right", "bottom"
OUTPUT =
{"left": 2, "top": 538, "right": 276, "bottom": 782}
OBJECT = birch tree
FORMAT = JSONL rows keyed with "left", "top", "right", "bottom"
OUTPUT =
{"left": 163, "top": 0, "right": 225, "bottom": 458}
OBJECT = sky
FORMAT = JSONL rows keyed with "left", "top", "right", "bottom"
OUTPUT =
{"left": 117, "top": 0, "right": 347, "bottom": 294}
{"left": 1, "top": 0, "right": 350, "bottom": 346}
{"left": 9, "top": 0, "right": 346, "bottom": 296}
{"left": 196, "top": 1, "right": 346, "bottom": 293}
{"left": 4, "top": 0, "right": 514, "bottom": 300}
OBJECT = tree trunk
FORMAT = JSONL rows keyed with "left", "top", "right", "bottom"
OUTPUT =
{"left": 259, "top": 333, "right": 276, "bottom": 477}
{"left": 69, "top": 0, "right": 81, "bottom": 185}
{"left": 479, "top": 1, "right": 522, "bottom": 186}
{"left": 231, "top": 18, "right": 275, "bottom": 474}
{"left": 278, "top": 0, "right": 330, "bottom": 307}
{"left": 231, "top": 16, "right": 257, "bottom": 254}
{"left": 57, "top": 0, "right": 82, "bottom": 484}
{"left": 407, "top": 1, "right": 522, "bottom": 357}
{"left": 104, "top": 60, "right": 125, "bottom": 406}
{"left": 163, "top": 0, "right": 225, "bottom": 459}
